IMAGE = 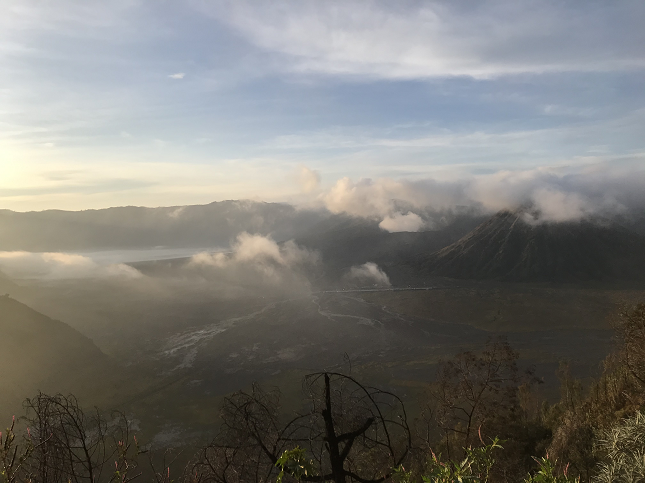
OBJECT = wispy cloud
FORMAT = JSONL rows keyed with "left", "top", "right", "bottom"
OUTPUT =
{"left": 207, "top": 0, "right": 645, "bottom": 79}
{"left": 168, "top": 72, "right": 185, "bottom": 79}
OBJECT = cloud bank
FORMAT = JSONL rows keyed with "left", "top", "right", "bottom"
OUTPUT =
{"left": 320, "top": 159, "right": 645, "bottom": 230}
{"left": 0, "top": 251, "right": 142, "bottom": 280}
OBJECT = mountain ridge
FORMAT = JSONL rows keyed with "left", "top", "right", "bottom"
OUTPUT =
{"left": 0, "top": 200, "right": 326, "bottom": 251}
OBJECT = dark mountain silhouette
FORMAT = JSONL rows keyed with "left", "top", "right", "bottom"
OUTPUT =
{"left": 419, "top": 210, "right": 645, "bottom": 282}
{"left": 0, "top": 296, "right": 126, "bottom": 415}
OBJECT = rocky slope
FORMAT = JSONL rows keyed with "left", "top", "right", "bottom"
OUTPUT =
{"left": 420, "top": 210, "right": 645, "bottom": 282}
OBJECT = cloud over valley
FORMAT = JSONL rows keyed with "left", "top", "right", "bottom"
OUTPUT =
{"left": 345, "top": 262, "right": 391, "bottom": 288}
{"left": 0, "top": 251, "right": 142, "bottom": 281}
{"left": 318, "top": 159, "right": 645, "bottom": 230}
{"left": 189, "top": 232, "right": 320, "bottom": 285}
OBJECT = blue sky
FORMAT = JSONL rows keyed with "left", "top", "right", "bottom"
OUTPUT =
{"left": 1, "top": 0, "right": 644, "bottom": 215}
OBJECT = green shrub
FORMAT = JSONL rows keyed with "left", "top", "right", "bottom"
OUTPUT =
{"left": 593, "top": 411, "right": 645, "bottom": 483}
{"left": 523, "top": 457, "right": 579, "bottom": 483}
{"left": 394, "top": 437, "right": 502, "bottom": 483}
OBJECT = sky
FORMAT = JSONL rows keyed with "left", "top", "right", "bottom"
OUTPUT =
{"left": 1, "top": 0, "right": 644, "bottom": 213}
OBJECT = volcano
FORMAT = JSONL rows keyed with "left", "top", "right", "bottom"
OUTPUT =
{"left": 421, "top": 210, "right": 645, "bottom": 282}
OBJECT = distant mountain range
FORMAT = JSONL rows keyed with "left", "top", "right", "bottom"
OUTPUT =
{"left": 2, "top": 200, "right": 644, "bottom": 284}
{"left": 0, "top": 200, "right": 326, "bottom": 251}
{"left": 416, "top": 210, "right": 645, "bottom": 283}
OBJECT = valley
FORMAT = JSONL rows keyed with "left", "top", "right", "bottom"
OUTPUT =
{"left": 3, "top": 278, "right": 637, "bottom": 448}
{"left": 1, "top": 203, "right": 645, "bottom": 451}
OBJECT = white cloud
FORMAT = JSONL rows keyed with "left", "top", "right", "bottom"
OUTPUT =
{"left": 319, "top": 158, "right": 645, "bottom": 224}
{"left": 168, "top": 73, "right": 185, "bottom": 79}
{"left": 524, "top": 188, "right": 592, "bottom": 223}
{"left": 0, "top": 251, "right": 142, "bottom": 280}
{"left": 345, "top": 262, "right": 390, "bottom": 287}
{"left": 208, "top": 1, "right": 645, "bottom": 79}
{"left": 192, "top": 232, "right": 319, "bottom": 268}
{"left": 379, "top": 212, "right": 424, "bottom": 233}
{"left": 231, "top": 233, "right": 282, "bottom": 264}
{"left": 321, "top": 176, "right": 465, "bottom": 221}
{"left": 294, "top": 165, "right": 321, "bottom": 193}
{"left": 189, "top": 233, "right": 320, "bottom": 287}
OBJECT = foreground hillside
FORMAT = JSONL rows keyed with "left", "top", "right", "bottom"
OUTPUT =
{"left": 0, "top": 295, "right": 131, "bottom": 415}
{"left": 2, "top": 303, "right": 645, "bottom": 483}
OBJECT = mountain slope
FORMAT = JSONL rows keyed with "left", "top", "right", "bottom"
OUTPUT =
{"left": 295, "top": 212, "right": 486, "bottom": 284}
{"left": 0, "top": 296, "right": 126, "bottom": 416}
{"left": 422, "top": 210, "right": 645, "bottom": 282}
{"left": 0, "top": 270, "right": 18, "bottom": 294}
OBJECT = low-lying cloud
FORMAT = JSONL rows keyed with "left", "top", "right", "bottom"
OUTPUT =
{"left": 379, "top": 212, "right": 425, "bottom": 233}
{"left": 320, "top": 159, "right": 645, "bottom": 229}
{"left": 0, "top": 235, "right": 323, "bottom": 298}
{"left": 188, "top": 233, "right": 321, "bottom": 292}
{"left": 0, "top": 251, "right": 142, "bottom": 280}
{"left": 345, "top": 262, "right": 390, "bottom": 287}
